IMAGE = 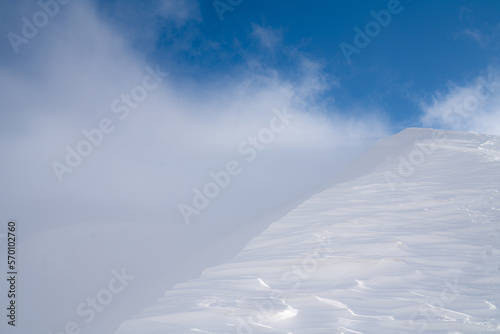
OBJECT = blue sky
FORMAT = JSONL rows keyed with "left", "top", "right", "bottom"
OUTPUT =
{"left": 0, "top": 0, "right": 500, "bottom": 229}
{"left": 90, "top": 0, "right": 500, "bottom": 132}
{"left": 2, "top": 1, "right": 500, "bottom": 134}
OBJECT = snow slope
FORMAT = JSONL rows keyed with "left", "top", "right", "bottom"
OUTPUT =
{"left": 115, "top": 128, "right": 500, "bottom": 333}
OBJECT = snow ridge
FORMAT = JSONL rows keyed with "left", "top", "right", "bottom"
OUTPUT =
{"left": 116, "top": 128, "right": 500, "bottom": 333}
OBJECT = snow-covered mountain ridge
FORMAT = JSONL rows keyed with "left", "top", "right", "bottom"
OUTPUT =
{"left": 116, "top": 128, "right": 500, "bottom": 333}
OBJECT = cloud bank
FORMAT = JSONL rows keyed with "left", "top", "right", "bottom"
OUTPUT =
{"left": 0, "top": 1, "right": 389, "bottom": 333}
{"left": 0, "top": 0, "right": 390, "bottom": 231}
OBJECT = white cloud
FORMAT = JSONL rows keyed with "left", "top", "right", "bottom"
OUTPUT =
{"left": 0, "top": 2, "right": 392, "bottom": 332}
{"left": 251, "top": 23, "right": 283, "bottom": 51}
{"left": 158, "top": 0, "right": 201, "bottom": 25}
{"left": 0, "top": 0, "right": 390, "bottom": 228}
{"left": 419, "top": 68, "right": 500, "bottom": 135}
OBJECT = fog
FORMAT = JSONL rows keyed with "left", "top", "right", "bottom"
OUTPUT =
{"left": 0, "top": 1, "right": 389, "bottom": 333}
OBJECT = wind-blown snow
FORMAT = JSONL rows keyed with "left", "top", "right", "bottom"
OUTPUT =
{"left": 116, "top": 128, "right": 500, "bottom": 333}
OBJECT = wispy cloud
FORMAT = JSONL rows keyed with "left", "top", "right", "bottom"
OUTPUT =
{"left": 456, "top": 6, "right": 500, "bottom": 50}
{"left": 0, "top": 1, "right": 390, "bottom": 231}
{"left": 459, "top": 28, "right": 491, "bottom": 48}
{"left": 251, "top": 23, "right": 284, "bottom": 51}
{"left": 157, "top": 0, "right": 201, "bottom": 25}
{"left": 419, "top": 68, "right": 500, "bottom": 135}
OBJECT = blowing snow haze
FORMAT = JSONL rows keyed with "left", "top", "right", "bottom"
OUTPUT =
{"left": 115, "top": 128, "right": 500, "bottom": 333}
{"left": 0, "top": 1, "right": 499, "bottom": 334}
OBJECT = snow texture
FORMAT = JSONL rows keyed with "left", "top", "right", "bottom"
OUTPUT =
{"left": 116, "top": 128, "right": 500, "bottom": 333}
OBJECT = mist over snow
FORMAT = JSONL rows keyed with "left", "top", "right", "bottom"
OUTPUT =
{"left": 116, "top": 128, "right": 500, "bottom": 333}
{"left": 0, "top": 1, "right": 499, "bottom": 334}
{"left": 0, "top": 1, "right": 389, "bottom": 234}
{"left": 0, "top": 2, "right": 388, "bottom": 333}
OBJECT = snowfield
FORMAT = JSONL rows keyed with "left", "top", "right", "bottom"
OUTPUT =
{"left": 115, "top": 128, "right": 500, "bottom": 333}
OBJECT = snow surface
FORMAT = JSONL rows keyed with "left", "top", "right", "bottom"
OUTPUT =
{"left": 115, "top": 128, "right": 500, "bottom": 333}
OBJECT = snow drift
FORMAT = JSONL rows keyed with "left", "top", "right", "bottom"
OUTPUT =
{"left": 115, "top": 128, "right": 500, "bottom": 333}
